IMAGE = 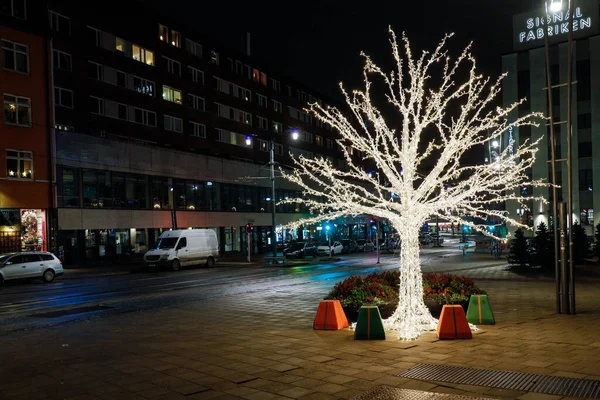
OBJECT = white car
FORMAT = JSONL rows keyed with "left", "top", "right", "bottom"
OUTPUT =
{"left": 0, "top": 252, "right": 64, "bottom": 284}
{"left": 317, "top": 241, "right": 344, "bottom": 256}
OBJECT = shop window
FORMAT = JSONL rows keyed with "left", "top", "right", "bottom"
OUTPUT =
{"left": 21, "top": 209, "right": 46, "bottom": 251}
{"left": 6, "top": 150, "right": 33, "bottom": 179}
{"left": 151, "top": 176, "right": 170, "bottom": 209}
{"left": 58, "top": 167, "right": 80, "bottom": 207}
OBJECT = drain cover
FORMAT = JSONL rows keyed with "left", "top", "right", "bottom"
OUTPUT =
{"left": 351, "top": 386, "right": 495, "bottom": 400}
{"left": 31, "top": 305, "right": 115, "bottom": 318}
{"left": 397, "top": 364, "right": 600, "bottom": 399}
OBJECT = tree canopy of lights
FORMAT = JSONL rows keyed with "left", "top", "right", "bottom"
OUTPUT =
{"left": 281, "top": 28, "right": 548, "bottom": 340}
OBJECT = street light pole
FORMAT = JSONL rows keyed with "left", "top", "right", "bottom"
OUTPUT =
{"left": 270, "top": 136, "right": 277, "bottom": 257}
{"left": 566, "top": 0, "right": 576, "bottom": 314}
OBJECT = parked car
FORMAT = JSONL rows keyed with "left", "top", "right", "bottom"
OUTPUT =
{"left": 144, "top": 229, "right": 219, "bottom": 271}
{"left": 317, "top": 241, "right": 344, "bottom": 256}
{"left": 283, "top": 242, "right": 318, "bottom": 258}
{"left": 340, "top": 239, "right": 358, "bottom": 254}
{"left": 430, "top": 233, "right": 444, "bottom": 246}
{"left": 356, "top": 239, "right": 375, "bottom": 252}
{"left": 0, "top": 252, "right": 64, "bottom": 284}
{"left": 380, "top": 238, "right": 401, "bottom": 253}
{"left": 419, "top": 233, "right": 432, "bottom": 245}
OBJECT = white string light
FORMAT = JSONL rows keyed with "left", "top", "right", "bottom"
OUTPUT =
{"left": 281, "top": 28, "right": 548, "bottom": 340}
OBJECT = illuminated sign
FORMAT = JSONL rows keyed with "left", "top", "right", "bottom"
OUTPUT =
{"left": 513, "top": 0, "right": 599, "bottom": 51}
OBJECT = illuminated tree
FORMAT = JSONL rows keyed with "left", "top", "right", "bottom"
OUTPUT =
{"left": 281, "top": 29, "right": 547, "bottom": 340}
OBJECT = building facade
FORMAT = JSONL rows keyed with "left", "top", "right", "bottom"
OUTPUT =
{"left": 502, "top": 0, "right": 600, "bottom": 236}
{"left": 0, "top": 4, "right": 55, "bottom": 255}
{"left": 4, "top": 0, "right": 368, "bottom": 264}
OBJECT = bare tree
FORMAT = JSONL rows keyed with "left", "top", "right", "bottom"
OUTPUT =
{"left": 281, "top": 29, "right": 546, "bottom": 340}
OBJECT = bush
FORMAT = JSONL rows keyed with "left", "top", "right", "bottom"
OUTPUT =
{"left": 422, "top": 272, "right": 486, "bottom": 305}
{"left": 325, "top": 270, "right": 485, "bottom": 313}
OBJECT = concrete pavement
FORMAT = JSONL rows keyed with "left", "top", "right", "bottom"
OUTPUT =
{"left": 2, "top": 258, "right": 599, "bottom": 399}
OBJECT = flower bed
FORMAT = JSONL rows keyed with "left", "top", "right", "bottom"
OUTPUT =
{"left": 325, "top": 270, "right": 486, "bottom": 321}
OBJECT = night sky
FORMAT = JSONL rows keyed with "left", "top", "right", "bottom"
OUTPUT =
{"left": 155, "top": 0, "right": 544, "bottom": 102}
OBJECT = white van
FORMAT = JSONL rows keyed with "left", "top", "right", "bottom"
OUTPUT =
{"left": 143, "top": 229, "right": 219, "bottom": 271}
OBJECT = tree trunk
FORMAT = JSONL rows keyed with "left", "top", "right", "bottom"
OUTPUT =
{"left": 383, "top": 224, "right": 437, "bottom": 340}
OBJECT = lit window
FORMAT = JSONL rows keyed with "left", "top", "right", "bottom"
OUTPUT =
{"left": 171, "top": 30, "right": 180, "bottom": 47}
{"left": 315, "top": 135, "right": 323, "bottom": 146}
{"left": 54, "top": 87, "right": 73, "bottom": 108}
{"left": 162, "top": 86, "right": 182, "bottom": 104}
{"left": 272, "top": 100, "right": 282, "bottom": 113}
{"left": 4, "top": 94, "right": 31, "bottom": 126}
{"left": 133, "top": 76, "right": 154, "bottom": 96}
{"left": 164, "top": 115, "right": 183, "bottom": 133}
{"left": 210, "top": 50, "right": 219, "bottom": 65}
{"left": 260, "top": 72, "right": 267, "bottom": 86}
{"left": 272, "top": 121, "right": 282, "bottom": 133}
{"left": 1, "top": 0, "right": 26, "bottom": 19}
{"left": 132, "top": 45, "right": 154, "bottom": 66}
{"left": 116, "top": 37, "right": 126, "bottom": 52}
{"left": 252, "top": 68, "right": 259, "bottom": 82}
{"left": 53, "top": 49, "right": 71, "bottom": 71}
{"left": 49, "top": 10, "right": 70, "bottom": 35}
{"left": 6, "top": 150, "right": 33, "bottom": 179}
{"left": 2, "top": 40, "right": 28, "bottom": 73}
{"left": 159, "top": 24, "right": 168, "bottom": 42}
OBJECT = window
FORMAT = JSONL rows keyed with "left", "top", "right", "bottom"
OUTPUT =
{"left": 53, "top": 49, "right": 71, "bottom": 71}
{"left": 87, "top": 26, "right": 102, "bottom": 47}
{"left": 88, "top": 61, "right": 103, "bottom": 80}
{"left": 4, "top": 94, "right": 30, "bottom": 126}
{"left": 216, "top": 128, "right": 250, "bottom": 147}
{"left": 260, "top": 72, "right": 267, "bottom": 86}
{"left": 49, "top": 10, "right": 70, "bottom": 35}
{"left": 164, "top": 115, "right": 183, "bottom": 133}
{"left": 188, "top": 66, "right": 204, "bottom": 84}
{"left": 90, "top": 96, "right": 104, "bottom": 114}
{"left": 288, "top": 106, "right": 312, "bottom": 123}
{"left": 190, "top": 122, "right": 206, "bottom": 138}
{"left": 171, "top": 30, "right": 180, "bottom": 48}
{"left": 210, "top": 50, "right": 219, "bottom": 65}
{"left": 132, "top": 108, "right": 156, "bottom": 127}
{"left": 132, "top": 45, "right": 154, "bottom": 66}
{"left": 163, "top": 56, "right": 181, "bottom": 76}
{"left": 272, "top": 100, "right": 282, "bottom": 113}
{"left": 579, "top": 169, "right": 593, "bottom": 191}
{"left": 54, "top": 87, "right": 73, "bottom": 108}
{"left": 252, "top": 68, "right": 260, "bottom": 82}
{"left": 257, "top": 94, "right": 267, "bottom": 108}
{"left": 578, "top": 113, "right": 592, "bottom": 130}
{"left": 236, "top": 86, "right": 251, "bottom": 102}
{"left": 2, "top": 40, "right": 28, "bottom": 73}
{"left": 117, "top": 103, "right": 127, "bottom": 120}
{"left": 257, "top": 116, "right": 268, "bottom": 130}
{"left": 185, "top": 38, "right": 202, "bottom": 58}
{"left": 258, "top": 139, "right": 268, "bottom": 152}
{"left": 287, "top": 85, "right": 292, "bottom": 96}
{"left": 578, "top": 142, "right": 592, "bottom": 158}
{"left": 0, "top": 0, "right": 26, "bottom": 19}
{"left": 235, "top": 60, "right": 243, "bottom": 75}
{"left": 6, "top": 150, "right": 33, "bottom": 179}
{"left": 116, "top": 37, "right": 126, "bottom": 52}
{"left": 326, "top": 138, "right": 333, "bottom": 149}
{"left": 188, "top": 94, "right": 205, "bottom": 111}
{"left": 132, "top": 76, "right": 154, "bottom": 96}
{"left": 158, "top": 24, "right": 168, "bottom": 42}
{"left": 162, "top": 86, "right": 182, "bottom": 104}
{"left": 215, "top": 102, "right": 251, "bottom": 125}
{"left": 116, "top": 70, "right": 126, "bottom": 87}
{"left": 315, "top": 135, "right": 323, "bottom": 146}
{"left": 272, "top": 121, "right": 282, "bottom": 133}
{"left": 275, "top": 143, "right": 283, "bottom": 155}
{"left": 271, "top": 78, "right": 280, "bottom": 92}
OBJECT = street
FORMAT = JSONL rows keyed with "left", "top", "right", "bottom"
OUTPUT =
{"left": 0, "top": 237, "right": 506, "bottom": 335}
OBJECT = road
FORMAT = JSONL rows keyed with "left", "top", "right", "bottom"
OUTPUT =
{"left": 0, "top": 237, "right": 504, "bottom": 334}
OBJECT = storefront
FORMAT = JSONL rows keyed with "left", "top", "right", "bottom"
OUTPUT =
{"left": 0, "top": 208, "right": 47, "bottom": 254}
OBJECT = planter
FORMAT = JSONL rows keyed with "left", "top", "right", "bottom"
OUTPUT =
{"left": 425, "top": 298, "right": 469, "bottom": 319}
{"left": 343, "top": 302, "right": 397, "bottom": 322}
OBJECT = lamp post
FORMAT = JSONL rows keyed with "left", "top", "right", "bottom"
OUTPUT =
{"left": 325, "top": 224, "right": 332, "bottom": 258}
{"left": 246, "top": 129, "right": 299, "bottom": 256}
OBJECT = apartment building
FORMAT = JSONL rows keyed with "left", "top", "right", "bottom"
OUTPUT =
{"left": 0, "top": 3, "right": 55, "bottom": 255}
{"left": 22, "top": 0, "right": 360, "bottom": 264}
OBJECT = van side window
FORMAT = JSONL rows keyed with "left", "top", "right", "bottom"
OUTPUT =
{"left": 177, "top": 237, "right": 187, "bottom": 249}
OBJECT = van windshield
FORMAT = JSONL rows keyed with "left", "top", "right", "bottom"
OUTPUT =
{"left": 153, "top": 237, "right": 178, "bottom": 250}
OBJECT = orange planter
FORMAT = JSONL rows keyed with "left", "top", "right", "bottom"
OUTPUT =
{"left": 437, "top": 304, "right": 472, "bottom": 339}
{"left": 313, "top": 300, "right": 349, "bottom": 330}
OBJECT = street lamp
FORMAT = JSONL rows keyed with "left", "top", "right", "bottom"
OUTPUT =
{"left": 548, "top": 0, "right": 563, "bottom": 12}
{"left": 245, "top": 129, "right": 299, "bottom": 256}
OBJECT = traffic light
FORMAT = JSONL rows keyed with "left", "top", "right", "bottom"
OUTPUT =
{"left": 246, "top": 223, "right": 254, "bottom": 233}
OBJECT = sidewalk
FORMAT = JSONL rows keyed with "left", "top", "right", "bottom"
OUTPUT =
{"left": 2, "top": 267, "right": 599, "bottom": 399}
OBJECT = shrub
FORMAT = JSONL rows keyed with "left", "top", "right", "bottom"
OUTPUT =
{"left": 422, "top": 272, "right": 486, "bottom": 305}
